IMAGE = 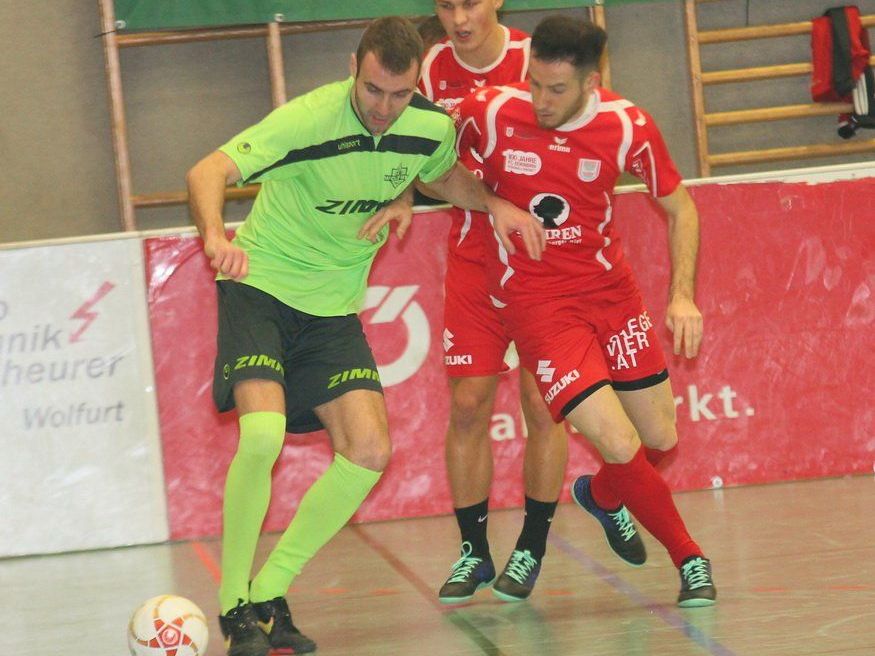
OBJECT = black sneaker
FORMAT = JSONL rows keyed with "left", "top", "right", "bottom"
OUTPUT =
{"left": 252, "top": 596, "right": 317, "bottom": 653}
{"left": 677, "top": 556, "right": 717, "bottom": 607}
{"left": 218, "top": 601, "right": 271, "bottom": 656}
{"left": 571, "top": 475, "right": 647, "bottom": 567}
{"left": 492, "top": 549, "right": 541, "bottom": 602}
{"left": 438, "top": 541, "right": 496, "bottom": 604}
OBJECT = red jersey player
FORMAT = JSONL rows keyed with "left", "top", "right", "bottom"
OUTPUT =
{"left": 418, "top": 0, "right": 568, "bottom": 605}
{"left": 454, "top": 16, "right": 716, "bottom": 607}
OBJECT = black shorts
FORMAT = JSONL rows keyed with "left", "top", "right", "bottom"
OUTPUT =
{"left": 213, "top": 281, "right": 383, "bottom": 433}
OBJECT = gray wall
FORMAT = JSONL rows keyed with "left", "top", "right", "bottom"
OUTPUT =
{"left": 1, "top": 1, "right": 873, "bottom": 243}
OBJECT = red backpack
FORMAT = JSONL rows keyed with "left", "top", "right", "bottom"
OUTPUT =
{"left": 811, "top": 5, "right": 874, "bottom": 136}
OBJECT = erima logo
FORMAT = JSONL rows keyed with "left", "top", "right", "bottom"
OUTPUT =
{"left": 445, "top": 354, "right": 473, "bottom": 366}
{"left": 544, "top": 369, "right": 581, "bottom": 403}
{"left": 537, "top": 359, "right": 555, "bottom": 383}
{"left": 316, "top": 199, "right": 389, "bottom": 215}
{"left": 549, "top": 136, "right": 571, "bottom": 153}
{"left": 327, "top": 368, "right": 381, "bottom": 389}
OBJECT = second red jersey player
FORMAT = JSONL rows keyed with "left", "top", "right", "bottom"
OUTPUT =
{"left": 419, "top": 25, "right": 531, "bottom": 374}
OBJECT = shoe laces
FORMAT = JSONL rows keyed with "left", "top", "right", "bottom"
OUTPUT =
{"left": 503, "top": 549, "right": 538, "bottom": 585}
{"left": 681, "top": 557, "right": 712, "bottom": 590}
{"left": 446, "top": 541, "right": 483, "bottom": 583}
{"left": 607, "top": 506, "right": 637, "bottom": 542}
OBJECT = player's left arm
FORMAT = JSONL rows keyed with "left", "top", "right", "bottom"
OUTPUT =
{"left": 357, "top": 184, "right": 415, "bottom": 243}
{"left": 657, "top": 184, "right": 703, "bottom": 359}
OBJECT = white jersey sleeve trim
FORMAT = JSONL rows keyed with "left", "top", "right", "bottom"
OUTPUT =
{"left": 600, "top": 100, "right": 634, "bottom": 172}
{"left": 420, "top": 42, "right": 452, "bottom": 100}
{"left": 483, "top": 86, "right": 532, "bottom": 159}
{"left": 595, "top": 191, "right": 614, "bottom": 271}
{"left": 519, "top": 38, "right": 531, "bottom": 80}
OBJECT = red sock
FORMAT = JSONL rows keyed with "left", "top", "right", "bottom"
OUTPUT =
{"left": 645, "top": 444, "right": 678, "bottom": 468}
{"left": 591, "top": 444, "right": 678, "bottom": 510}
{"left": 602, "top": 447, "right": 702, "bottom": 568}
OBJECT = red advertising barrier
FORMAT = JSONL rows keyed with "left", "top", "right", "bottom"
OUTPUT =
{"left": 146, "top": 177, "right": 875, "bottom": 540}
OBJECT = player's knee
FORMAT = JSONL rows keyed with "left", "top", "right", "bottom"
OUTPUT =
{"left": 344, "top": 428, "right": 392, "bottom": 471}
{"left": 598, "top": 422, "right": 641, "bottom": 464}
{"left": 641, "top": 425, "right": 678, "bottom": 451}
{"left": 638, "top": 408, "right": 678, "bottom": 451}
{"left": 449, "top": 385, "right": 493, "bottom": 432}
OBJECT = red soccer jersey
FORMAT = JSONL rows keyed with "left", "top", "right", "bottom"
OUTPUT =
{"left": 419, "top": 26, "right": 530, "bottom": 114}
{"left": 456, "top": 82, "right": 683, "bottom": 300}
{"left": 419, "top": 27, "right": 531, "bottom": 262}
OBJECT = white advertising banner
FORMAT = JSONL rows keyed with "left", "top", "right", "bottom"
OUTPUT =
{"left": 0, "top": 239, "right": 167, "bottom": 556}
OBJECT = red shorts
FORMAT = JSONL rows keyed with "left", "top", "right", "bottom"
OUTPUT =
{"left": 443, "top": 252, "right": 511, "bottom": 377}
{"left": 502, "top": 286, "right": 668, "bottom": 422}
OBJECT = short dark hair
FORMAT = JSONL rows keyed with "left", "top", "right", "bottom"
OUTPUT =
{"left": 531, "top": 16, "right": 606, "bottom": 72}
{"left": 356, "top": 16, "right": 424, "bottom": 76}
{"left": 417, "top": 15, "right": 447, "bottom": 52}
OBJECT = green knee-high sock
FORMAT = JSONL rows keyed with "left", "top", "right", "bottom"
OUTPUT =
{"left": 218, "top": 411, "right": 285, "bottom": 614}
{"left": 249, "top": 452, "right": 382, "bottom": 602}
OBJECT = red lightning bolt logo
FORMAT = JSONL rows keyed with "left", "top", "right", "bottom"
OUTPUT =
{"left": 69, "top": 281, "right": 116, "bottom": 343}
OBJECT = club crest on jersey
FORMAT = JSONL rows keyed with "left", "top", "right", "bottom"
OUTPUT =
{"left": 505, "top": 126, "right": 514, "bottom": 137}
{"left": 439, "top": 80, "right": 447, "bottom": 90}
{"left": 502, "top": 149, "right": 541, "bottom": 176}
{"left": 384, "top": 164, "right": 409, "bottom": 188}
{"left": 577, "top": 158, "right": 601, "bottom": 182}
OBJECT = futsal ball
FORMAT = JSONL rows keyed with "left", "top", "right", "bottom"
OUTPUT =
{"left": 128, "top": 595, "right": 209, "bottom": 656}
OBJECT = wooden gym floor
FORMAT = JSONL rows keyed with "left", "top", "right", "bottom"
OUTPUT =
{"left": 4, "top": 475, "right": 874, "bottom": 655}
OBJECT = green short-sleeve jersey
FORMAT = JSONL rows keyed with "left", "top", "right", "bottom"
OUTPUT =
{"left": 219, "top": 77, "right": 456, "bottom": 316}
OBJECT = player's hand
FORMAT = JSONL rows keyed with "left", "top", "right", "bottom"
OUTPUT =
{"left": 358, "top": 195, "right": 414, "bottom": 243}
{"left": 488, "top": 196, "right": 545, "bottom": 260}
{"left": 204, "top": 235, "right": 248, "bottom": 280}
{"left": 665, "top": 295, "right": 703, "bottom": 358}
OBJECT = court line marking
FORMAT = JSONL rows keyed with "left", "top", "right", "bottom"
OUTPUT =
{"left": 549, "top": 532, "right": 737, "bottom": 656}
{"left": 191, "top": 540, "right": 222, "bottom": 583}
{"left": 352, "top": 524, "right": 508, "bottom": 656}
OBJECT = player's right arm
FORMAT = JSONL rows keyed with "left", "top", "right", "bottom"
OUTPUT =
{"left": 186, "top": 150, "right": 249, "bottom": 281}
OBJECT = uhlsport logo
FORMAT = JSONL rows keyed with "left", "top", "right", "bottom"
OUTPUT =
{"left": 362, "top": 285, "right": 430, "bottom": 386}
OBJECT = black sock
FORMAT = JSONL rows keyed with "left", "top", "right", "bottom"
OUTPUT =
{"left": 514, "top": 497, "right": 558, "bottom": 561}
{"left": 454, "top": 498, "right": 490, "bottom": 558}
